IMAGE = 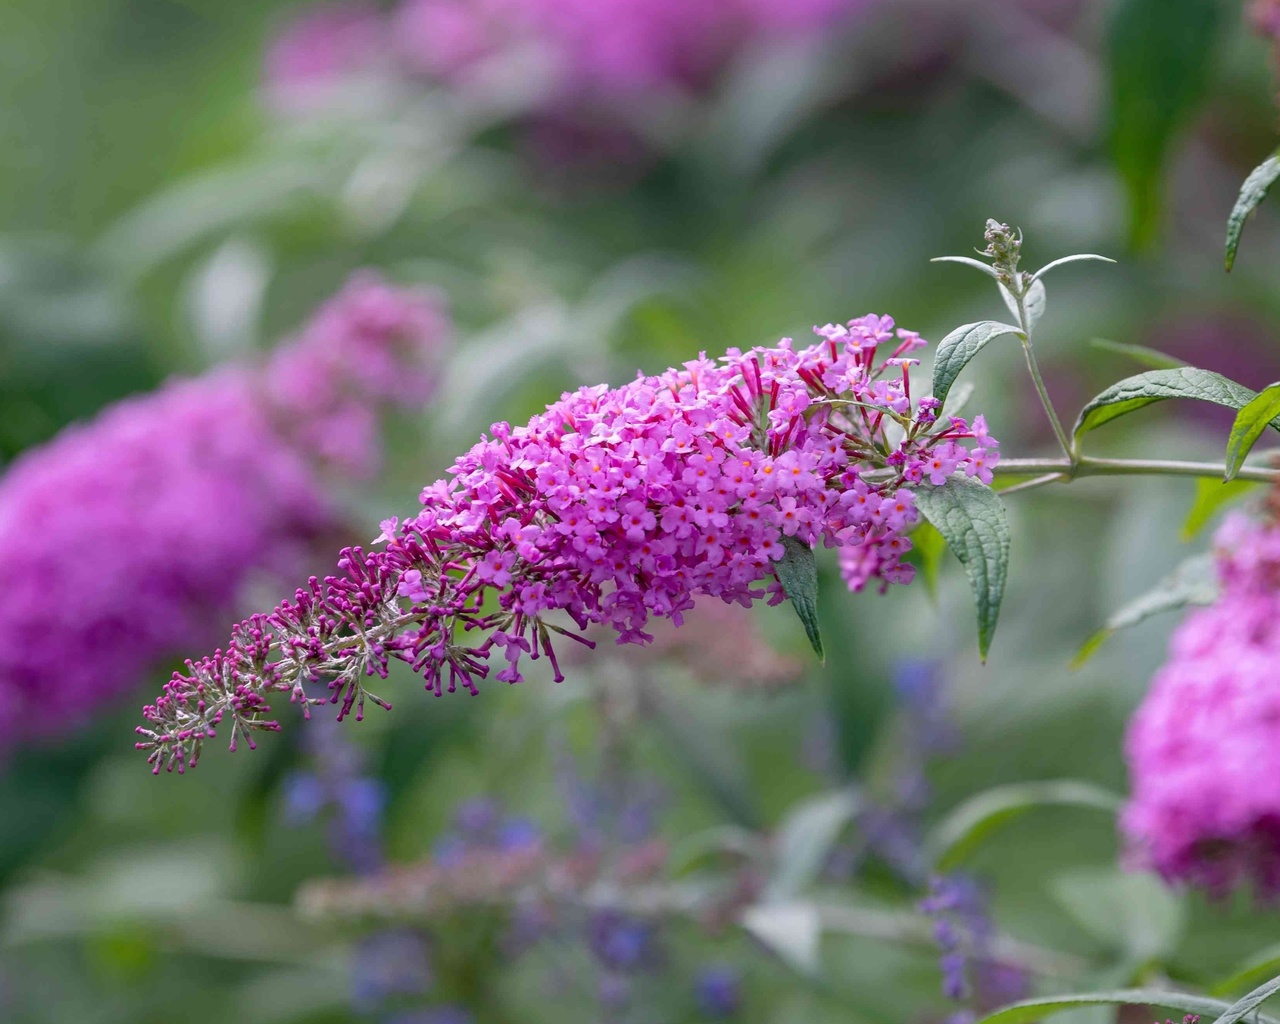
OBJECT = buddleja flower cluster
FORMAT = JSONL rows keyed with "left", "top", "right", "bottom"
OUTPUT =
{"left": 0, "top": 273, "right": 448, "bottom": 751}
{"left": 1123, "top": 495, "right": 1280, "bottom": 897}
{"left": 138, "top": 314, "right": 998, "bottom": 774}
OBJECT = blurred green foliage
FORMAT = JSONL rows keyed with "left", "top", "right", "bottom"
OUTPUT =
{"left": 2, "top": 0, "right": 1280, "bottom": 1022}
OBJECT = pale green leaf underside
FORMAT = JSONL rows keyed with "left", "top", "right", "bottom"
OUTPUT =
{"left": 999, "top": 278, "right": 1046, "bottom": 333}
{"left": 1226, "top": 149, "right": 1280, "bottom": 271}
{"left": 931, "top": 321, "right": 1023, "bottom": 409}
{"left": 766, "top": 789, "right": 860, "bottom": 901}
{"left": 1031, "top": 253, "right": 1116, "bottom": 282}
{"left": 1073, "top": 368, "right": 1280, "bottom": 440}
{"left": 1212, "top": 972, "right": 1280, "bottom": 1024}
{"left": 914, "top": 475, "right": 1010, "bottom": 661}
{"left": 1072, "top": 553, "right": 1218, "bottom": 668}
{"left": 927, "top": 780, "right": 1122, "bottom": 872}
{"left": 977, "top": 990, "right": 1278, "bottom": 1024}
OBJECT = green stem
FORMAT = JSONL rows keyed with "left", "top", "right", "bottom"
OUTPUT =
{"left": 1013, "top": 281, "right": 1074, "bottom": 462}
{"left": 994, "top": 456, "right": 1280, "bottom": 486}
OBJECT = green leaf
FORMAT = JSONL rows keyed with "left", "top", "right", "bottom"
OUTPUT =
{"left": 1107, "top": 0, "right": 1224, "bottom": 248}
{"left": 915, "top": 475, "right": 1011, "bottom": 661}
{"left": 977, "top": 990, "right": 1273, "bottom": 1024}
{"left": 1183, "top": 478, "right": 1259, "bottom": 540}
{"left": 1212, "top": 944, "right": 1280, "bottom": 998}
{"left": 1226, "top": 150, "right": 1280, "bottom": 271}
{"left": 775, "top": 535, "right": 823, "bottom": 660}
{"left": 1212, "top": 973, "right": 1280, "bottom": 1024}
{"left": 1073, "top": 368, "right": 1278, "bottom": 441}
{"left": 1226, "top": 383, "right": 1280, "bottom": 481}
{"left": 1049, "top": 867, "right": 1186, "bottom": 964}
{"left": 927, "top": 780, "right": 1122, "bottom": 872}
{"left": 1089, "top": 337, "right": 1187, "bottom": 371}
{"left": 765, "top": 789, "right": 860, "bottom": 901}
{"left": 1072, "top": 553, "right": 1218, "bottom": 668}
{"left": 910, "top": 520, "right": 948, "bottom": 600}
{"left": 931, "top": 321, "right": 1024, "bottom": 409}
{"left": 1031, "top": 254, "right": 1116, "bottom": 283}
{"left": 999, "top": 279, "right": 1046, "bottom": 334}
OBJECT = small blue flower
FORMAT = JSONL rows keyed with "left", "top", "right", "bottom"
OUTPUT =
{"left": 694, "top": 965, "right": 742, "bottom": 1017}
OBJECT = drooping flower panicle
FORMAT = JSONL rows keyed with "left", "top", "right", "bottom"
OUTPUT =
{"left": 138, "top": 314, "right": 997, "bottom": 774}
{"left": 1123, "top": 506, "right": 1280, "bottom": 898}
{"left": 0, "top": 272, "right": 447, "bottom": 751}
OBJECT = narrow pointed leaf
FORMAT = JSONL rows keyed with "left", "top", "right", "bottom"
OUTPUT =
{"left": 1183, "top": 478, "right": 1259, "bottom": 540}
{"left": 927, "top": 780, "right": 1122, "bottom": 871}
{"left": 999, "top": 278, "right": 1046, "bottom": 334}
{"left": 1089, "top": 337, "right": 1186, "bottom": 370}
{"left": 1108, "top": 0, "right": 1225, "bottom": 248}
{"left": 1072, "top": 553, "right": 1218, "bottom": 667}
{"left": 1226, "top": 150, "right": 1280, "bottom": 271}
{"left": 1073, "top": 368, "right": 1280, "bottom": 440}
{"left": 977, "top": 990, "right": 1272, "bottom": 1024}
{"left": 914, "top": 476, "right": 1011, "bottom": 661}
{"left": 1212, "top": 972, "right": 1280, "bottom": 1024}
{"left": 1031, "top": 253, "right": 1116, "bottom": 283}
{"left": 930, "top": 255, "right": 999, "bottom": 279}
{"left": 740, "top": 903, "right": 821, "bottom": 977}
{"left": 775, "top": 535, "right": 823, "bottom": 660}
{"left": 765, "top": 789, "right": 860, "bottom": 901}
{"left": 1225, "top": 383, "right": 1280, "bottom": 481}
{"left": 1212, "top": 945, "right": 1280, "bottom": 998}
{"left": 931, "top": 321, "right": 1023, "bottom": 409}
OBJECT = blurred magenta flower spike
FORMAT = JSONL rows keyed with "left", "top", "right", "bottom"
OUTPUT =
{"left": 0, "top": 272, "right": 449, "bottom": 753}
{"left": 392, "top": 0, "right": 871, "bottom": 99}
{"left": 1123, "top": 499, "right": 1280, "bottom": 898}
{"left": 137, "top": 313, "right": 998, "bottom": 774}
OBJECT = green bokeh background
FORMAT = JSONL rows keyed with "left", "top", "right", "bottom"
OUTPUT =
{"left": 1, "top": 0, "right": 1279, "bottom": 1021}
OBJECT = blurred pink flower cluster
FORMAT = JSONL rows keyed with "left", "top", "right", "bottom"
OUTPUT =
{"left": 1123, "top": 500, "right": 1280, "bottom": 898}
{"left": 0, "top": 272, "right": 448, "bottom": 752}
{"left": 265, "top": 0, "right": 872, "bottom": 112}
{"left": 137, "top": 314, "right": 997, "bottom": 774}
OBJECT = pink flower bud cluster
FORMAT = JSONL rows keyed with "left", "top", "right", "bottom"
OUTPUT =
{"left": 1122, "top": 507, "right": 1280, "bottom": 898}
{"left": 0, "top": 273, "right": 448, "bottom": 751}
{"left": 137, "top": 314, "right": 997, "bottom": 774}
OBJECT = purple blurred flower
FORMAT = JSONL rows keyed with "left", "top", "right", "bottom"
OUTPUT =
{"left": 694, "top": 965, "right": 742, "bottom": 1017}
{"left": 587, "top": 910, "right": 659, "bottom": 972}
{"left": 920, "top": 874, "right": 994, "bottom": 1008}
{"left": 350, "top": 927, "right": 433, "bottom": 1010}
{"left": 0, "top": 272, "right": 448, "bottom": 756}
{"left": 386, "top": 1010, "right": 473, "bottom": 1024}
